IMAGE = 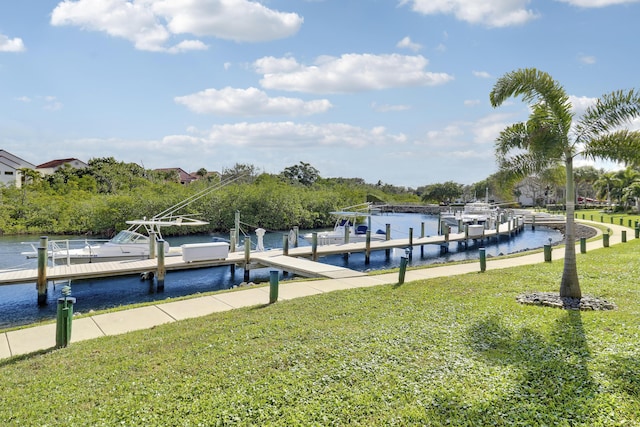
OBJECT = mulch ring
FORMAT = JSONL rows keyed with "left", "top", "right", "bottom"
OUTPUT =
{"left": 517, "top": 292, "right": 617, "bottom": 311}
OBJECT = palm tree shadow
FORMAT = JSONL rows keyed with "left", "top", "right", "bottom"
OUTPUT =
{"left": 428, "top": 311, "right": 597, "bottom": 424}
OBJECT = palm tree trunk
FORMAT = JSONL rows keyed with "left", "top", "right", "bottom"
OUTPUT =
{"left": 560, "top": 157, "right": 581, "bottom": 298}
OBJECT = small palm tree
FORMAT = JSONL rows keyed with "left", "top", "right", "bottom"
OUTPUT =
{"left": 490, "top": 68, "right": 640, "bottom": 298}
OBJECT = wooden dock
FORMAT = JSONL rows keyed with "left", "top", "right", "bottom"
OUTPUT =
{"left": 0, "top": 218, "right": 529, "bottom": 287}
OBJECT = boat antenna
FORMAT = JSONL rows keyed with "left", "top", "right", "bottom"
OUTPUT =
{"left": 151, "top": 173, "right": 246, "bottom": 222}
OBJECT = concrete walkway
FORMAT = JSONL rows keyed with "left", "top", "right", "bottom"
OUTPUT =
{"left": 0, "top": 220, "right": 633, "bottom": 360}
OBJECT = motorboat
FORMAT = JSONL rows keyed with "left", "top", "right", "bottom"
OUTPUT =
{"left": 302, "top": 203, "right": 387, "bottom": 245}
{"left": 441, "top": 202, "right": 499, "bottom": 230}
{"left": 22, "top": 176, "right": 241, "bottom": 265}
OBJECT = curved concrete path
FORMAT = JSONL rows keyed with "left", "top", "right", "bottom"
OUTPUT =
{"left": 0, "top": 220, "right": 634, "bottom": 360}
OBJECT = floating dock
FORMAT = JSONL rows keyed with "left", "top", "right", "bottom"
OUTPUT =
{"left": 0, "top": 218, "right": 528, "bottom": 288}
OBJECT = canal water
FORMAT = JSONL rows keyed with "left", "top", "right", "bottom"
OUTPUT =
{"left": 0, "top": 213, "right": 562, "bottom": 329}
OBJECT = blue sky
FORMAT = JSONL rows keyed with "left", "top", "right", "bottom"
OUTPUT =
{"left": 1, "top": 0, "right": 639, "bottom": 187}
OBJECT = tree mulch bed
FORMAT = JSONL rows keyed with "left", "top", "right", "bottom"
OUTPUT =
{"left": 517, "top": 223, "right": 615, "bottom": 310}
{"left": 517, "top": 292, "right": 617, "bottom": 311}
{"left": 547, "top": 223, "right": 599, "bottom": 243}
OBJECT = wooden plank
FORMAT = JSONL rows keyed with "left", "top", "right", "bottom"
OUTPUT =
{"left": 251, "top": 254, "right": 365, "bottom": 279}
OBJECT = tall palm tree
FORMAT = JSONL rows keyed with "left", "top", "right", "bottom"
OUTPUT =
{"left": 490, "top": 68, "right": 640, "bottom": 298}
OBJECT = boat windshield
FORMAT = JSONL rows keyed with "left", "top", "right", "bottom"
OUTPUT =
{"left": 109, "top": 230, "right": 149, "bottom": 245}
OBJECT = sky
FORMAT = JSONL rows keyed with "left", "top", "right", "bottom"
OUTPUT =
{"left": 1, "top": 0, "right": 640, "bottom": 188}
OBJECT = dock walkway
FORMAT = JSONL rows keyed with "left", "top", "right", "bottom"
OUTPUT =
{"left": 1, "top": 220, "right": 630, "bottom": 360}
{"left": 0, "top": 219, "right": 523, "bottom": 286}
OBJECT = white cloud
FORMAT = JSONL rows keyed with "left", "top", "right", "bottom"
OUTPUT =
{"left": 178, "top": 121, "right": 408, "bottom": 149}
{"left": 50, "top": 0, "right": 302, "bottom": 52}
{"left": 153, "top": 0, "right": 303, "bottom": 42}
{"left": 464, "top": 99, "right": 480, "bottom": 106}
{"left": 556, "top": 0, "right": 639, "bottom": 7}
{"left": 396, "top": 36, "right": 422, "bottom": 51}
{"left": 472, "top": 113, "right": 512, "bottom": 144}
{"left": 402, "top": 0, "right": 538, "bottom": 27}
{"left": 0, "top": 33, "right": 26, "bottom": 52}
{"left": 174, "top": 87, "right": 332, "bottom": 116}
{"left": 569, "top": 95, "right": 597, "bottom": 117}
{"left": 578, "top": 54, "right": 596, "bottom": 64}
{"left": 425, "top": 124, "right": 465, "bottom": 146}
{"left": 42, "top": 96, "right": 63, "bottom": 111}
{"left": 371, "top": 102, "right": 411, "bottom": 112}
{"left": 15, "top": 96, "right": 31, "bottom": 103}
{"left": 255, "top": 53, "right": 453, "bottom": 94}
{"left": 472, "top": 70, "right": 492, "bottom": 78}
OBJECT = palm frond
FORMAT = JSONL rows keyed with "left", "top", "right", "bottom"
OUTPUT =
{"left": 497, "top": 151, "right": 557, "bottom": 179}
{"left": 495, "top": 122, "right": 529, "bottom": 156}
{"left": 489, "top": 68, "right": 573, "bottom": 133}
{"left": 582, "top": 129, "right": 640, "bottom": 165}
{"left": 575, "top": 89, "right": 640, "bottom": 142}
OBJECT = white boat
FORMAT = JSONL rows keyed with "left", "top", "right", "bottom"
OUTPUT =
{"left": 22, "top": 176, "right": 240, "bottom": 264}
{"left": 302, "top": 203, "right": 387, "bottom": 245}
{"left": 441, "top": 202, "right": 499, "bottom": 229}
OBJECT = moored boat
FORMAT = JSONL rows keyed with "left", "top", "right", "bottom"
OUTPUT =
{"left": 302, "top": 203, "right": 387, "bottom": 245}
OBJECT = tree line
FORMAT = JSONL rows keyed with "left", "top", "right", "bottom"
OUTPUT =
{"left": 0, "top": 159, "right": 420, "bottom": 236}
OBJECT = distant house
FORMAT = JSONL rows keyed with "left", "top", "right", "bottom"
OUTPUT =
{"left": 154, "top": 168, "right": 198, "bottom": 184}
{"left": 36, "top": 158, "right": 88, "bottom": 176}
{"left": 0, "top": 149, "right": 36, "bottom": 188}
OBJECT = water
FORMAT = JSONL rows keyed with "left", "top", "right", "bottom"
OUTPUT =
{"left": 0, "top": 213, "right": 562, "bottom": 329}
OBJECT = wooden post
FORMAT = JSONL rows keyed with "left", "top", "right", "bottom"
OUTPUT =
{"left": 311, "top": 232, "right": 318, "bottom": 261}
{"left": 344, "top": 224, "right": 350, "bottom": 244}
{"left": 149, "top": 231, "right": 157, "bottom": 259}
{"left": 156, "top": 240, "right": 166, "bottom": 290}
{"left": 230, "top": 229, "right": 236, "bottom": 253}
{"left": 234, "top": 211, "right": 241, "bottom": 245}
{"left": 293, "top": 226, "right": 299, "bottom": 248}
{"left": 365, "top": 230, "right": 371, "bottom": 264}
{"left": 409, "top": 227, "right": 414, "bottom": 259}
{"left": 37, "top": 236, "right": 48, "bottom": 306}
{"left": 282, "top": 234, "right": 289, "bottom": 256}
{"left": 244, "top": 238, "right": 251, "bottom": 282}
{"left": 385, "top": 224, "right": 391, "bottom": 258}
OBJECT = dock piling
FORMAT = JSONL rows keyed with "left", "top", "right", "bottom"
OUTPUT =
{"left": 282, "top": 234, "right": 289, "bottom": 256}
{"left": 37, "top": 236, "right": 48, "bottom": 306}
{"left": 156, "top": 240, "right": 166, "bottom": 290}
{"left": 244, "top": 239, "right": 251, "bottom": 282}
{"left": 365, "top": 231, "right": 371, "bottom": 264}
{"left": 149, "top": 231, "right": 157, "bottom": 259}
{"left": 311, "top": 232, "right": 318, "bottom": 261}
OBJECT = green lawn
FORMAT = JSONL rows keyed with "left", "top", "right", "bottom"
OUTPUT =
{"left": 1, "top": 239, "right": 639, "bottom": 426}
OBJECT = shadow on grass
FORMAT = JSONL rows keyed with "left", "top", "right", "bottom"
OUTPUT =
{"left": 427, "top": 311, "right": 600, "bottom": 424}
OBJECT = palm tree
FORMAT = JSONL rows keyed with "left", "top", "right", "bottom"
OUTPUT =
{"left": 490, "top": 68, "right": 640, "bottom": 298}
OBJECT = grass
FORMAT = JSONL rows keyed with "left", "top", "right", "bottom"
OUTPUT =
{"left": 1, "top": 235, "right": 639, "bottom": 425}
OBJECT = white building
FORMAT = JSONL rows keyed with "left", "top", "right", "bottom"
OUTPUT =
{"left": 0, "top": 150, "right": 36, "bottom": 188}
{"left": 36, "top": 158, "right": 88, "bottom": 176}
